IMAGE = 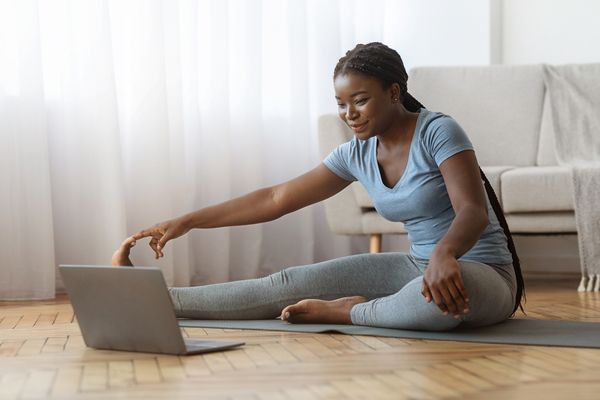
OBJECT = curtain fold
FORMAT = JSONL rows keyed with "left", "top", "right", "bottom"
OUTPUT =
{"left": 1, "top": 0, "right": 56, "bottom": 299}
{"left": 1, "top": 0, "right": 404, "bottom": 300}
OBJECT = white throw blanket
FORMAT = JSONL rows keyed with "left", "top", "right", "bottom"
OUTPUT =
{"left": 543, "top": 64, "right": 600, "bottom": 291}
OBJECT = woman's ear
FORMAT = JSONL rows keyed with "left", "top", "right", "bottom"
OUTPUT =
{"left": 389, "top": 82, "right": 401, "bottom": 103}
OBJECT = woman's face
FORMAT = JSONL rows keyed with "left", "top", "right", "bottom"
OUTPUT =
{"left": 334, "top": 72, "right": 397, "bottom": 140}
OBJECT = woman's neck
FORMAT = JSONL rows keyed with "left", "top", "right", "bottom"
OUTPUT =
{"left": 376, "top": 108, "right": 419, "bottom": 152}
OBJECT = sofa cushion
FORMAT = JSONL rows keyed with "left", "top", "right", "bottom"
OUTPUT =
{"left": 505, "top": 212, "right": 576, "bottom": 233}
{"left": 501, "top": 166, "right": 573, "bottom": 213}
{"left": 408, "top": 65, "right": 545, "bottom": 167}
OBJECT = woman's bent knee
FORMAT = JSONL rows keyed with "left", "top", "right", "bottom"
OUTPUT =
{"left": 350, "top": 278, "right": 463, "bottom": 331}
{"left": 351, "top": 263, "right": 514, "bottom": 331}
{"left": 457, "top": 261, "right": 514, "bottom": 327}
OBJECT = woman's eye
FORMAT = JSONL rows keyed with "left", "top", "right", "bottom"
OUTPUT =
{"left": 337, "top": 103, "right": 346, "bottom": 108}
{"left": 356, "top": 98, "right": 368, "bottom": 105}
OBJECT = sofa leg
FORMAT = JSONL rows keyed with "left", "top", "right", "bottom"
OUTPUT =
{"left": 369, "top": 234, "right": 382, "bottom": 253}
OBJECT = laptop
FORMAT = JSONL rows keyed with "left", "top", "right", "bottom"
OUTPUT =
{"left": 59, "top": 265, "right": 245, "bottom": 355}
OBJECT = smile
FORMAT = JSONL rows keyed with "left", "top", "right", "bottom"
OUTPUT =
{"left": 349, "top": 121, "right": 369, "bottom": 132}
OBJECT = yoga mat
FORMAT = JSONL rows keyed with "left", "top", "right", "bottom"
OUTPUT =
{"left": 179, "top": 318, "right": 600, "bottom": 349}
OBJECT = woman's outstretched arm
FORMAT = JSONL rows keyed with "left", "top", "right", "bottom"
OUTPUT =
{"left": 130, "top": 164, "right": 351, "bottom": 258}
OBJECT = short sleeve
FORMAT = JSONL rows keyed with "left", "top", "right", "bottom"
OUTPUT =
{"left": 323, "top": 142, "right": 358, "bottom": 182}
{"left": 425, "top": 116, "right": 474, "bottom": 166}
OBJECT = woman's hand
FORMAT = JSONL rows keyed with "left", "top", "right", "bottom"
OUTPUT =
{"left": 131, "top": 216, "right": 191, "bottom": 259}
{"left": 421, "top": 254, "right": 470, "bottom": 318}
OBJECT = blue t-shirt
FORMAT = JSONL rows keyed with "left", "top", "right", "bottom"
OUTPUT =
{"left": 323, "top": 108, "right": 513, "bottom": 264}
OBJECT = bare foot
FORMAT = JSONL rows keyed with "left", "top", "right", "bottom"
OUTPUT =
{"left": 280, "top": 296, "right": 367, "bottom": 324}
{"left": 111, "top": 237, "right": 136, "bottom": 266}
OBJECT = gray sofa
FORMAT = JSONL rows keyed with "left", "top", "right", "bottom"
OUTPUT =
{"left": 318, "top": 65, "right": 576, "bottom": 253}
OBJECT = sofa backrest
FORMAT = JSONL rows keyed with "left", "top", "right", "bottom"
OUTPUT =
{"left": 537, "top": 92, "right": 559, "bottom": 166}
{"left": 408, "top": 65, "right": 546, "bottom": 166}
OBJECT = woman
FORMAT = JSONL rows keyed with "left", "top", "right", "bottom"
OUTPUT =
{"left": 113, "top": 42, "right": 525, "bottom": 331}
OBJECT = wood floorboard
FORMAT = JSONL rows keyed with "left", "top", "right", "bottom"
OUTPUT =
{"left": 1, "top": 276, "right": 598, "bottom": 399}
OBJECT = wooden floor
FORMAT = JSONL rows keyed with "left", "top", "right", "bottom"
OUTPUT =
{"left": 1, "top": 277, "right": 600, "bottom": 399}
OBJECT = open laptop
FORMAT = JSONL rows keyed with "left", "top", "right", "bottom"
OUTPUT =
{"left": 59, "top": 265, "right": 245, "bottom": 355}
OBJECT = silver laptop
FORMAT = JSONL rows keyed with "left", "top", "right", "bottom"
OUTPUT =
{"left": 59, "top": 265, "right": 245, "bottom": 355}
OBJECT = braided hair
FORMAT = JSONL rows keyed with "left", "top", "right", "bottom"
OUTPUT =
{"left": 334, "top": 42, "right": 526, "bottom": 316}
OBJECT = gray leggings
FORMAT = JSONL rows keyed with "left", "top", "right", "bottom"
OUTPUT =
{"left": 169, "top": 252, "right": 517, "bottom": 331}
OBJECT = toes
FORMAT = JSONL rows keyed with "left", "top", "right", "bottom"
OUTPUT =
{"left": 280, "top": 305, "right": 296, "bottom": 321}
{"left": 281, "top": 300, "right": 314, "bottom": 321}
{"left": 281, "top": 304, "right": 301, "bottom": 320}
{"left": 280, "top": 306, "right": 291, "bottom": 320}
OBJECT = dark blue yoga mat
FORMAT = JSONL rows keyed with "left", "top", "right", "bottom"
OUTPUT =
{"left": 178, "top": 318, "right": 600, "bottom": 348}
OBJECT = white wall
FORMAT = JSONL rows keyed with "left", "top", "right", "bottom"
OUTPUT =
{"left": 373, "top": 0, "right": 600, "bottom": 67}
{"left": 382, "top": 0, "right": 496, "bottom": 70}
{"left": 330, "top": 0, "right": 499, "bottom": 75}
{"left": 502, "top": 0, "right": 600, "bottom": 64}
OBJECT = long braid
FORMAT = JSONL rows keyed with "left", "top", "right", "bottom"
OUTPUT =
{"left": 334, "top": 42, "right": 526, "bottom": 316}
{"left": 479, "top": 170, "right": 526, "bottom": 315}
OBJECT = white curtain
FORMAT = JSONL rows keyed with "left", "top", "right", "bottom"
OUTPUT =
{"left": 0, "top": 0, "right": 411, "bottom": 300}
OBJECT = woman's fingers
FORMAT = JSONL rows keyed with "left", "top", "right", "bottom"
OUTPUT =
{"left": 132, "top": 225, "right": 165, "bottom": 241}
{"left": 437, "top": 286, "right": 459, "bottom": 316}
{"left": 157, "top": 242, "right": 164, "bottom": 257}
{"left": 421, "top": 281, "right": 433, "bottom": 302}
{"left": 434, "top": 281, "right": 469, "bottom": 317}
{"left": 423, "top": 263, "right": 470, "bottom": 317}
{"left": 429, "top": 282, "right": 470, "bottom": 317}
{"left": 429, "top": 288, "right": 448, "bottom": 314}
{"left": 128, "top": 233, "right": 166, "bottom": 259}
{"left": 131, "top": 225, "right": 169, "bottom": 258}
{"left": 149, "top": 237, "right": 162, "bottom": 259}
{"left": 157, "top": 232, "right": 173, "bottom": 251}
{"left": 130, "top": 217, "right": 188, "bottom": 258}
{"left": 445, "top": 283, "right": 467, "bottom": 317}
{"left": 450, "top": 278, "right": 469, "bottom": 313}
{"left": 453, "top": 276, "right": 470, "bottom": 305}
{"left": 131, "top": 230, "right": 153, "bottom": 241}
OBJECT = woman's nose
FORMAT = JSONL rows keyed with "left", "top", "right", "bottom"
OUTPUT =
{"left": 345, "top": 107, "right": 359, "bottom": 121}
